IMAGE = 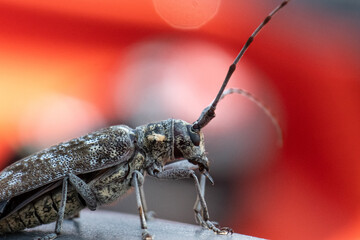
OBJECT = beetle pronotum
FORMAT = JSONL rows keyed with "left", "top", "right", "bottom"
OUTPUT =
{"left": 0, "top": 1, "right": 289, "bottom": 239}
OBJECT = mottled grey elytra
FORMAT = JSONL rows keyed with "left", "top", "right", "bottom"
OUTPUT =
{"left": 0, "top": 1, "right": 288, "bottom": 239}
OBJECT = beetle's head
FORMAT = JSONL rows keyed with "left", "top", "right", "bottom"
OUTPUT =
{"left": 144, "top": 0, "right": 288, "bottom": 173}
{"left": 173, "top": 119, "right": 209, "bottom": 171}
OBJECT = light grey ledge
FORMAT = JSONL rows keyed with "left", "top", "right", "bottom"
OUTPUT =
{"left": 1, "top": 210, "right": 264, "bottom": 240}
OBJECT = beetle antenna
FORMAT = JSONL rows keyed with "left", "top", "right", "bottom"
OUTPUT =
{"left": 192, "top": 0, "right": 289, "bottom": 130}
{"left": 221, "top": 88, "right": 283, "bottom": 147}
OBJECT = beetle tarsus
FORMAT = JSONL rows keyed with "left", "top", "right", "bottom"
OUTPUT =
{"left": 205, "top": 220, "right": 233, "bottom": 235}
{"left": 142, "top": 229, "right": 153, "bottom": 240}
{"left": 35, "top": 232, "right": 58, "bottom": 240}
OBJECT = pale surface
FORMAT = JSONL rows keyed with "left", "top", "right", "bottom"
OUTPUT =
{"left": 2, "top": 210, "right": 265, "bottom": 240}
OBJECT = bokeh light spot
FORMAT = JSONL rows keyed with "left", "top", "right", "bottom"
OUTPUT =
{"left": 153, "top": 0, "right": 221, "bottom": 29}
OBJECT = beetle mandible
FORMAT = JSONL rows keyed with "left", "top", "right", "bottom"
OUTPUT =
{"left": 0, "top": 1, "right": 289, "bottom": 239}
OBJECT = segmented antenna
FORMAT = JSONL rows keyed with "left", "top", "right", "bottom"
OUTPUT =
{"left": 220, "top": 88, "right": 283, "bottom": 147}
{"left": 192, "top": 0, "right": 289, "bottom": 131}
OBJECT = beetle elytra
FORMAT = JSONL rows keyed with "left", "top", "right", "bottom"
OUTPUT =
{"left": 0, "top": 1, "right": 289, "bottom": 239}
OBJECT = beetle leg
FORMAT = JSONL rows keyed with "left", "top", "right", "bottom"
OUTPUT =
{"left": 131, "top": 171, "right": 153, "bottom": 240}
{"left": 139, "top": 182, "right": 155, "bottom": 221}
{"left": 163, "top": 160, "right": 207, "bottom": 225}
{"left": 55, "top": 177, "right": 68, "bottom": 235}
{"left": 163, "top": 161, "right": 208, "bottom": 225}
{"left": 36, "top": 177, "right": 68, "bottom": 240}
{"left": 133, "top": 170, "right": 154, "bottom": 221}
{"left": 68, "top": 173, "right": 97, "bottom": 211}
{"left": 151, "top": 168, "right": 232, "bottom": 235}
{"left": 163, "top": 159, "right": 199, "bottom": 171}
{"left": 194, "top": 173, "right": 206, "bottom": 225}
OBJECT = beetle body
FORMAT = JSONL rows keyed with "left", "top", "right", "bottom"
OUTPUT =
{"left": 0, "top": 1, "right": 289, "bottom": 238}
{"left": 0, "top": 119, "right": 208, "bottom": 237}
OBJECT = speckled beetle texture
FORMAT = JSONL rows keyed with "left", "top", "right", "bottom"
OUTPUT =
{"left": 0, "top": 119, "right": 227, "bottom": 240}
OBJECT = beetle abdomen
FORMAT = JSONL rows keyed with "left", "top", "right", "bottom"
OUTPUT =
{"left": 0, "top": 187, "right": 84, "bottom": 234}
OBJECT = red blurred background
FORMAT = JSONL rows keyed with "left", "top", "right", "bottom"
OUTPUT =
{"left": 0, "top": 0, "right": 359, "bottom": 239}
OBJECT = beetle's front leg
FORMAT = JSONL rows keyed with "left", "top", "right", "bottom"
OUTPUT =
{"left": 150, "top": 165, "right": 232, "bottom": 235}
{"left": 164, "top": 161, "right": 209, "bottom": 227}
{"left": 194, "top": 173, "right": 207, "bottom": 226}
{"left": 131, "top": 171, "right": 153, "bottom": 240}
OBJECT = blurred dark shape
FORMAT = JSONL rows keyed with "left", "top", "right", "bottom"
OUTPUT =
{"left": 4, "top": 145, "right": 37, "bottom": 167}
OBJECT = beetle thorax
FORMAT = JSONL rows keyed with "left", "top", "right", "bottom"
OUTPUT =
{"left": 135, "top": 119, "right": 175, "bottom": 167}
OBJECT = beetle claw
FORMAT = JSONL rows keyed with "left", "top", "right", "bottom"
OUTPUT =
{"left": 142, "top": 230, "right": 153, "bottom": 240}
{"left": 205, "top": 220, "right": 233, "bottom": 235}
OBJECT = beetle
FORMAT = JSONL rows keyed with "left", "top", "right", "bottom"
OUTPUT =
{"left": 0, "top": 1, "right": 288, "bottom": 239}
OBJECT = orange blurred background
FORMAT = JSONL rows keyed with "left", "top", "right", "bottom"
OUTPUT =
{"left": 0, "top": 0, "right": 359, "bottom": 239}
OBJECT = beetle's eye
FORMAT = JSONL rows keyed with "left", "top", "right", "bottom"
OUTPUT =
{"left": 187, "top": 125, "right": 200, "bottom": 146}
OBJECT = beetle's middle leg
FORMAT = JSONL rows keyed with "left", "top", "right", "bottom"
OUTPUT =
{"left": 132, "top": 171, "right": 153, "bottom": 240}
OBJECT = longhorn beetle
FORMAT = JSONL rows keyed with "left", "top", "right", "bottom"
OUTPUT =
{"left": 0, "top": 1, "right": 288, "bottom": 239}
